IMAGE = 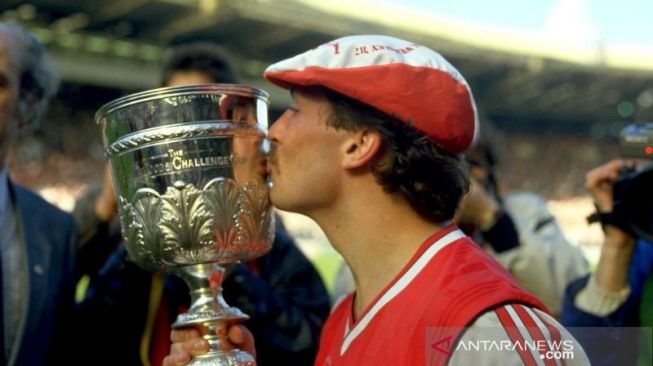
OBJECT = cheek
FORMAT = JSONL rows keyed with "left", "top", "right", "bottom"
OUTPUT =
{"left": 274, "top": 137, "right": 324, "bottom": 185}
{"left": 294, "top": 139, "right": 341, "bottom": 192}
{"left": 288, "top": 133, "right": 332, "bottom": 171}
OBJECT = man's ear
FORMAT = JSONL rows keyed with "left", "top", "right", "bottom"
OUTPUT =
{"left": 342, "top": 129, "right": 383, "bottom": 169}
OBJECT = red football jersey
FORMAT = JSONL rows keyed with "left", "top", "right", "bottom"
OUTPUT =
{"left": 315, "top": 225, "right": 546, "bottom": 366}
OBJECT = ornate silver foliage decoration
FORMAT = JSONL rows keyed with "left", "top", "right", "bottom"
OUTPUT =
{"left": 118, "top": 189, "right": 165, "bottom": 270}
{"left": 238, "top": 180, "right": 274, "bottom": 260}
{"left": 118, "top": 178, "right": 272, "bottom": 269}
{"left": 160, "top": 181, "right": 215, "bottom": 264}
{"left": 203, "top": 178, "right": 241, "bottom": 262}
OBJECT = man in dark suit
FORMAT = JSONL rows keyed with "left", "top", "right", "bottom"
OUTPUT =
{"left": 0, "top": 21, "right": 78, "bottom": 365}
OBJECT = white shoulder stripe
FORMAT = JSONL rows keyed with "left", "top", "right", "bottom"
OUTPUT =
{"left": 339, "top": 229, "right": 466, "bottom": 355}
{"left": 523, "top": 306, "right": 564, "bottom": 366}
{"left": 523, "top": 306, "right": 553, "bottom": 343}
{"left": 505, "top": 305, "right": 547, "bottom": 366}
{"left": 506, "top": 305, "right": 545, "bottom": 366}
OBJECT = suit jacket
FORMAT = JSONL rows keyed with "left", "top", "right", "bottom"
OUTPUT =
{"left": 7, "top": 181, "right": 77, "bottom": 366}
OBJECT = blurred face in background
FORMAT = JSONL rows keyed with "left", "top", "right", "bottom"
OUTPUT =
{"left": 165, "top": 70, "right": 213, "bottom": 87}
{"left": 165, "top": 69, "right": 266, "bottom": 186}
{"left": 222, "top": 95, "right": 267, "bottom": 187}
{"left": 464, "top": 147, "right": 491, "bottom": 187}
{"left": 0, "top": 29, "right": 22, "bottom": 167}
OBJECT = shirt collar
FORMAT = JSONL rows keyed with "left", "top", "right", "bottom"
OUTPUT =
{"left": 0, "top": 166, "right": 9, "bottom": 216}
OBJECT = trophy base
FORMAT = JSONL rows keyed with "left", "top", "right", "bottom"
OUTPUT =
{"left": 187, "top": 349, "right": 255, "bottom": 366}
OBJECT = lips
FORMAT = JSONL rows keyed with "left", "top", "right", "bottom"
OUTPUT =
{"left": 257, "top": 158, "right": 268, "bottom": 176}
{"left": 264, "top": 156, "right": 275, "bottom": 188}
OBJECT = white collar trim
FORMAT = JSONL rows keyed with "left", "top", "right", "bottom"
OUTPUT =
{"left": 340, "top": 229, "right": 465, "bottom": 355}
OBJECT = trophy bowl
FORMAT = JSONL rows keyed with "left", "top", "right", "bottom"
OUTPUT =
{"left": 96, "top": 84, "right": 275, "bottom": 365}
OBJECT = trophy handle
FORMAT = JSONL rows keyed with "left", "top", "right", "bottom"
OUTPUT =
{"left": 172, "top": 263, "right": 255, "bottom": 366}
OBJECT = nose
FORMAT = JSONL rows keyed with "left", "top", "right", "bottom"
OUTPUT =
{"left": 268, "top": 110, "right": 288, "bottom": 143}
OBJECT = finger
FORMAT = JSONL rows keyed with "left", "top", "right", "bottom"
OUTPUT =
{"left": 170, "top": 341, "right": 189, "bottom": 355}
{"left": 585, "top": 159, "right": 624, "bottom": 189}
{"left": 228, "top": 324, "right": 256, "bottom": 357}
{"left": 171, "top": 338, "right": 211, "bottom": 357}
{"left": 171, "top": 328, "right": 203, "bottom": 343}
{"left": 584, "top": 169, "right": 607, "bottom": 191}
{"left": 162, "top": 352, "right": 191, "bottom": 366}
{"left": 187, "top": 339, "right": 211, "bottom": 356}
{"left": 228, "top": 324, "right": 245, "bottom": 344}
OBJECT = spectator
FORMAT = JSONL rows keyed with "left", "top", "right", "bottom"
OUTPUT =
{"left": 165, "top": 34, "right": 590, "bottom": 366}
{"left": 561, "top": 159, "right": 653, "bottom": 365}
{"left": 0, "top": 21, "right": 78, "bottom": 365}
{"left": 455, "top": 122, "right": 589, "bottom": 316}
{"left": 73, "top": 42, "right": 330, "bottom": 366}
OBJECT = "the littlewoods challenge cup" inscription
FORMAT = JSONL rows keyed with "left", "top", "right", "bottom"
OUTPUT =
{"left": 135, "top": 148, "right": 249, "bottom": 178}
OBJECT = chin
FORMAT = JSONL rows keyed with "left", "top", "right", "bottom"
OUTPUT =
{"left": 269, "top": 191, "right": 292, "bottom": 212}
{"left": 269, "top": 187, "right": 280, "bottom": 205}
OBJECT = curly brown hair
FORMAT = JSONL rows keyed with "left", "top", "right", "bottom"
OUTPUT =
{"left": 323, "top": 88, "right": 470, "bottom": 223}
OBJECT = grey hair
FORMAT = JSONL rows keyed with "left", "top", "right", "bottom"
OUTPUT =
{"left": 0, "top": 22, "right": 59, "bottom": 127}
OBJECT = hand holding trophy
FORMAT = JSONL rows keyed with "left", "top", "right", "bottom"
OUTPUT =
{"left": 96, "top": 85, "right": 274, "bottom": 365}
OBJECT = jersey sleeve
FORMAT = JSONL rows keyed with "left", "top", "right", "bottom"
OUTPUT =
{"left": 448, "top": 304, "right": 590, "bottom": 365}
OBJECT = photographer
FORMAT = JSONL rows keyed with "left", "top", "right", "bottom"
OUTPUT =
{"left": 561, "top": 158, "right": 653, "bottom": 365}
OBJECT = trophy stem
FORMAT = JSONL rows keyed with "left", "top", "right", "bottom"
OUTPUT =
{"left": 172, "top": 262, "right": 255, "bottom": 366}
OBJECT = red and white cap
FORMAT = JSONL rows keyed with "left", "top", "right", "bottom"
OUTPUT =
{"left": 264, "top": 35, "right": 479, "bottom": 154}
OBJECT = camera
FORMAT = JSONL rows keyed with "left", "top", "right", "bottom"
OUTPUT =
{"left": 612, "top": 123, "right": 653, "bottom": 242}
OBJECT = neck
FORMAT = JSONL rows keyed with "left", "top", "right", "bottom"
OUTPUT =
{"left": 308, "top": 178, "right": 443, "bottom": 320}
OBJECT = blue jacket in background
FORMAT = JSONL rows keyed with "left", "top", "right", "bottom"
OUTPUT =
{"left": 561, "top": 240, "right": 653, "bottom": 366}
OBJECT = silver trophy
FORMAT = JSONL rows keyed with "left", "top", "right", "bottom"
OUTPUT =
{"left": 96, "top": 85, "right": 274, "bottom": 365}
